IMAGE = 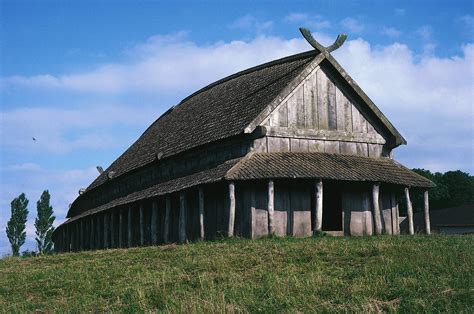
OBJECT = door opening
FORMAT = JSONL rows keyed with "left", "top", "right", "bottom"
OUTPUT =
{"left": 322, "top": 182, "right": 343, "bottom": 231}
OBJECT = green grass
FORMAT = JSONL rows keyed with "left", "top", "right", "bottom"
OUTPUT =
{"left": 1, "top": 235, "right": 473, "bottom": 312}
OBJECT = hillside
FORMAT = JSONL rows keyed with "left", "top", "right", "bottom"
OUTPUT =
{"left": 1, "top": 235, "right": 473, "bottom": 312}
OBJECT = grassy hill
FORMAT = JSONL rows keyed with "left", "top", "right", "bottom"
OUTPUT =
{"left": 1, "top": 235, "right": 473, "bottom": 312}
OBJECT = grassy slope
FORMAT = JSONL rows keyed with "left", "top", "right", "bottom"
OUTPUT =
{"left": 0, "top": 235, "right": 473, "bottom": 312}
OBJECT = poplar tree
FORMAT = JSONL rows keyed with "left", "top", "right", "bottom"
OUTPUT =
{"left": 35, "top": 190, "right": 55, "bottom": 254}
{"left": 6, "top": 193, "right": 29, "bottom": 256}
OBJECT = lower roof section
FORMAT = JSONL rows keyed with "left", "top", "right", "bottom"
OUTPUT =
{"left": 226, "top": 152, "right": 434, "bottom": 188}
{"left": 58, "top": 152, "right": 433, "bottom": 228}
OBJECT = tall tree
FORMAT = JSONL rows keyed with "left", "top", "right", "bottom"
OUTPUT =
{"left": 6, "top": 193, "right": 29, "bottom": 256}
{"left": 35, "top": 190, "right": 55, "bottom": 254}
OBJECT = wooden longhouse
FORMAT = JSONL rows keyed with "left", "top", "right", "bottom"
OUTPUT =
{"left": 52, "top": 29, "right": 434, "bottom": 252}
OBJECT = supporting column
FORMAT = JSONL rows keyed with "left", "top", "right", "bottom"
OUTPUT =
{"left": 404, "top": 187, "right": 414, "bottom": 235}
{"left": 103, "top": 212, "right": 109, "bottom": 249}
{"left": 110, "top": 210, "right": 115, "bottom": 248}
{"left": 164, "top": 196, "right": 171, "bottom": 243}
{"left": 314, "top": 179, "right": 323, "bottom": 233}
{"left": 118, "top": 209, "right": 123, "bottom": 248}
{"left": 179, "top": 191, "right": 187, "bottom": 243}
{"left": 127, "top": 206, "right": 132, "bottom": 247}
{"left": 90, "top": 216, "right": 95, "bottom": 250}
{"left": 372, "top": 183, "right": 382, "bottom": 235}
{"left": 198, "top": 187, "right": 205, "bottom": 240}
{"left": 424, "top": 190, "right": 431, "bottom": 235}
{"left": 267, "top": 180, "right": 275, "bottom": 235}
{"left": 151, "top": 200, "right": 158, "bottom": 245}
{"left": 228, "top": 181, "right": 235, "bottom": 237}
{"left": 140, "top": 204, "right": 144, "bottom": 246}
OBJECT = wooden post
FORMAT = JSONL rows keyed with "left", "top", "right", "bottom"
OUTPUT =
{"left": 139, "top": 204, "right": 144, "bottom": 246}
{"left": 405, "top": 187, "right": 414, "bottom": 235}
{"left": 228, "top": 181, "right": 236, "bottom": 237}
{"left": 314, "top": 179, "right": 323, "bottom": 233}
{"left": 110, "top": 210, "right": 115, "bottom": 248}
{"left": 424, "top": 190, "right": 431, "bottom": 235}
{"left": 151, "top": 200, "right": 158, "bottom": 245}
{"left": 127, "top": 206, "right": 132, "bottom": 247}
{"left": 96, "top": 215, "right": 101, "bottom": 249}
{"left": 199, "top": 187, "right": 205, "bottom": 240}
{"left": 164, "top": 195, "right": 171, "bottom": 243}
{"left": 118, "top": 209, "right": 123, "bottom": 248}
{"left": 103, "top": 212, "right": 109, "bottom": 249}
{"left": 179, "top": 191, "right": 187, "bottom": 243}
{"left": 268, "top": 180, "right": 275, "bottom": 235}
{"left": 372, "top": 183, "right": 382, "bottom": 235}
{"left": 90, "top": 216, "right": 95, "bottom": 250}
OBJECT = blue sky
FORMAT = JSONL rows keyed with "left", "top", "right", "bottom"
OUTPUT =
{"left": 1, "top": 0, "right": 473, "bottom": 255}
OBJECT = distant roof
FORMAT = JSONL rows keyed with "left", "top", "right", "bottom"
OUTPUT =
{"left": 226, "top": 152, "right": 434, "bottom": 188}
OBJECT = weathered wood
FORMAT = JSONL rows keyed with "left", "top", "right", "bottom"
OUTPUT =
{"left": 314, "top": 179, "right": 323, "bottom": 233}
{"left": 127, "top": 206, "right": 132, "bottom": 247}
{"left": 179, "top": 191, "right": 187, "bottom": 243}
{"left": 391, "top": 192, "right": 399, "bottom": 235}
{"left": 110, "top": 210, "right": 115, "bottom": 248}
{"left": 372, "top": 184, "right": 382, "bottom": 235}
{"left": 96, "top": 215, "right": 102, "bottom": 249}
{"left": 296, "top": 86, "right": 305, "bottom": 128}
{"left": 324, "top": 141, "right": 339, "bottom": 154}
{"left": 317, "top": 69, "right": 329, "bottom": 129}
{"left": 228, "top": 181, "right": 236, "bottom": 237}
{"left": 264, "top": 126, "right": 385, "bottom": 144}
{"left": 199, "top": 187, "right": 205, "bottom": 240}
{"left": 304, "top": 77, "right": 314, "bottom": 128}
{"left": 118, "top": 209, "right": 123, "bottom": 248}
{"left": 164, "top": 195, "right": 171, "bottom": 243}
{"left": 327, "top": 78, "right": 337, "bottom": 130}
{"left": 335, "top": 88, "right": 346, "bottom": 131}
{"left": 278, "top": 101, "right": 288, "bottom": 127}
{"left": 103, "top": 212, "right": 109, "bottom": 249}
{"left": 405, "top": 187, "right": 414, "bottom": 235}
{"left": 424, "top": 190, "right": 431, "bottom": 235}
{"left": 79, "top": 219, "right": 84, "bottom": 251}
{"left": 287, "top": 94, "right": 297, "bottom": 128}
{"left": 268, "top": 180, "right": 275, "bottom": 234}
{"left": 139, "top": 204, "right": 144, "bottom": 246}
{"left": 151, "top": 200, "right": 158, "bottom": 245}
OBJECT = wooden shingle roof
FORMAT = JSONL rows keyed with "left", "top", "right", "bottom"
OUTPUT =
{"left": 226, "top": 152, "right": 434, "bottom": 188}
{"left": 87, "top": 51, "right": 318, "bottom": 191}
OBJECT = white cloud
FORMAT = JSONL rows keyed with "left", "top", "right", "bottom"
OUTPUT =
{"left": 381, "top": 27, "right": 402, "bottom": 38}
{"left": 283, "top": 13, "right": 331, "bottom": 29}
{"left": 341, "top": 17, "right": 365, "bottom": 34}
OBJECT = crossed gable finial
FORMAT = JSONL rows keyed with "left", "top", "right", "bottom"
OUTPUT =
{"left": 299, "top": 27, "right": 347, "bottom": 53}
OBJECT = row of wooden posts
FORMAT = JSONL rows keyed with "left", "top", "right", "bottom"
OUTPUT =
{"left": 57, "top": 180, "right": 431, "bottom": 251}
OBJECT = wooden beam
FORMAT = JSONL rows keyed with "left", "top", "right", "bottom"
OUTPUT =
{"left": 151, "top": 200, "right": 158, "bottom": 245}
{"left": 250, "top": 188, "right": 256, "bottom": 239}
{"left": 127, "top": 206, "right": 132, "bottom": 247}
{"left": 268, "top": 180, "right": 275, "bottom": 235}
{"left": 314, "top": 179, "right": 323, "bottom": 233}
{"left": 139, "top": 204, "right": 144, "bottom": 246}
{"left": 179, "top": 191, "right": 187, "bottom": 243}
{"left": 164, "top": 195, "right": 171, "bottom": 243}
{"left": 228, "top": 181, "right": 236, "bottom": 237}
{"left": 424, "top": 190, "right": 431, "bottom": 235}
{"left": 118, "top": 209, "right": 123, "bottom": 248}
{"left": 404, "top": 187, "right": 414, "bottom": 235}
{"left": 199, "top": 187, "right": 205, "bottom": 240}
{"left": 372, "top": 183, "right": 382, "bottom": 235}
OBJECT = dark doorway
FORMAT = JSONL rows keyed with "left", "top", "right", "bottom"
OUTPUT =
{"left": 322, "top": 182, "right": 343, "bottom": 231}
